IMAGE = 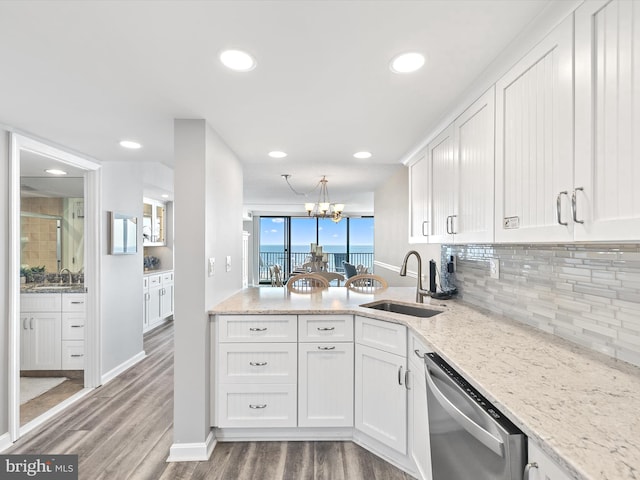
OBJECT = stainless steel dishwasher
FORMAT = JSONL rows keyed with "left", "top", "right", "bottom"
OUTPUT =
{"left": 424, "top": 352, "right": 526, "bottom": 480}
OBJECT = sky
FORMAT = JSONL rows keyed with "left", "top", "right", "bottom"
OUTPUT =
{"left": 260, "top": 217, "right": 374, "bottom": 247}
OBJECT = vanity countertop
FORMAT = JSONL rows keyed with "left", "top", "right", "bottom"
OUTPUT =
{"left": 20, "top": 284, "right": 86, "bottom": 294}
{"left": 211, "top": 287, "right": 640, "bottom": 480}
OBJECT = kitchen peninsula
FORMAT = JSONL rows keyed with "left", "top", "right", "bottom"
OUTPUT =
{"left": 210, "top": 287, "right": 640, "bottom": 480}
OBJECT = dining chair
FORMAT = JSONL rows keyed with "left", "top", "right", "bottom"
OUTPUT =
{"left": 286, "top": 273, "right": 330, "bottom": 293}
{"left": 344, "top": 274, "right": 388, "bottom": 292}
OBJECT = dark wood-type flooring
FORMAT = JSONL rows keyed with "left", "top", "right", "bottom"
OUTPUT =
{"left": 7, "top": 322, "right": 414, "bottom": 480}
{"left": 21, "top": 375, "right": 85, "bottom": 425}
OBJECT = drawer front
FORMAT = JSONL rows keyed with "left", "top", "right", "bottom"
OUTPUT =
{"left": 162, "top": 272, "right": 174, "bottom": 284}
{"left": 298, "top": 315, "right": 354, "bottom": 342}
{"left": 62, "top": 294, "right": 86, "bottom": 313}
{"left": 218, "top": 315, "right": 297, "bottom": 343}
{"left": 20, "top": 294, "right": 61, "bottom": 312}
{"left": 61, "top": 340, "right": 84, "bottom": 370}
{"left": 409, "top": 331, "right": 430, "bottom": 369}
{"left": 62, "top": 313, "right": 85, "bottom": 340}
{"left": 355, "top": 316, "right": 407, "bottom": 356}
{"left": 219, "top": 343, "right": 297, "bottom": 384}
{"left": 217, "top": 384, "right": 296, "bottom": 428}
{"left": 147, "top": 274, "right": 162, "bottom": 287}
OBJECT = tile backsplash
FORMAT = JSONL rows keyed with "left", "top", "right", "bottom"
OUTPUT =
{"left": 442, "top": 244, "right": 640, "bottom": 368}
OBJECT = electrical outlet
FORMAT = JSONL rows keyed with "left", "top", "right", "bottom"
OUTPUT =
{"left": 208, "top": 257, "right": 215, "bottom": 277}
{"left": 226, "top": 255, "right": 231, "bottom": 272}
{"left": 489, "top": 258, "right": 500, "bottom": 279}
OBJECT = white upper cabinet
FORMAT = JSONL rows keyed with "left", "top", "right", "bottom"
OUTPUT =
{"left": 408, "top": 150, "right": 429, "bottom": 243}
{"left": 453, "top": 87, "right": 495, "bottom": 244}
{"left": 574, "top": 0, "right": 640, "bottom": 241}
{"left": 495, "top": 14, "right": 574, "bottom": 242}
{"left": 426, "top": 125, "right": 456, "bottom": 243}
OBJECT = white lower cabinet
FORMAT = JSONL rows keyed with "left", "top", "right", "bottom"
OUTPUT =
{"left": 21, "top": 311, "right": 62, "bottom": 370}
{"left": 527, "top": 441, "right": 572, "bottom": 480}
{"left": 143, "top": 271, "right": 173, "bottom": 333}
{"left": 355, "top": 316, "right": 408, "bottom": 455}
{"left": 408, "top": 333, "right": 432, "bottom": 480}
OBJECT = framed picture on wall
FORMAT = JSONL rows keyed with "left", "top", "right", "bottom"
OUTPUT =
{"left": 109, "top": 211, "right": 137, "bottom": 255}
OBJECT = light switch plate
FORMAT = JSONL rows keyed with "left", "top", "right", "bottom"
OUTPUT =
{"left": 489, "top": 258, "right": 500, "bottom": 279}
{"left": 208, "top": 257, "right": 215, "bottom": 276}
{"left": 226, "top": 255, "right": 231, "bottom": 272}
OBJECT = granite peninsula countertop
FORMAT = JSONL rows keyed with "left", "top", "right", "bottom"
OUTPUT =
{"left": 210, "top": 287, "right": 640, "bottom": 480}
{"left": 20, "top": 284, "right": 86, "bottom": 294}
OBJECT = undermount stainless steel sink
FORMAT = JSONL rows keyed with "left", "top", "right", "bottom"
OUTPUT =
{"left": 361, "top": 301, "right": 443, "bottom": 318}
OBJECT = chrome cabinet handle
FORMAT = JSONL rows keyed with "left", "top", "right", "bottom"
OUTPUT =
{"left": 450, "top": 214, "right": 457, "bottom": 234}
{"left": 405, "top": 369, "right": 411, "bottom": 390}
{"left": 572, "top": 187, "right": 584, "bottom": 224}
{"left": 422, "top": 220, "right": 429, "bottom": 236}
{"left": 70, "top": 325, "right": 84, "bottom": 328}
{"left": 30, "top": 317, "right": 34, "bottom": 330}
{"left": 317, "top": 327, "right": 335, "bottom": 331}
{"left": 249, "top": 361, "right": 267, "bottom": 366}
{"left": 22, "top": 318, "right": 28, "bottom": 330}
{"left": 249, "top": 327, "right": 267, "bottom": 332}
{"left": 524, "top": 462, "right": 538, "bottom": 479}
{"left": 249, "top": 404, "right": 267, "bottom": 409}
{"left": 71, "top": 354, "right": 84, "bottom": 358}
{"left": 556, "top": 191, "right": 568, "bottom": 226}
{"left": 398, "top": 365, "right": 404, "bottom": 386}
{"left": 70, "top": 301, "right": 84, "bottom": 304}
{"left": 446, "top": 216, "right": 451, "bottom": 234}
{"left": 414, "top": 349, "right": 426, "bottom": 359}
{"left": 318, "top": 346, "right": 336, "bottom": 350}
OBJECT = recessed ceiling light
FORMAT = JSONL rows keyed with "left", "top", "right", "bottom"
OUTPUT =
{"left": 268, "top": 151, "right": 287, "bottom": 158}
{"left": 390, "top": 52, "right": 425, "bottom": 74}
{"left": 161, "top": 194, "right": 169, "bottom": 198}
{"left": 353, "top": 151, "right": 372, "bottom": 159}
{"left": 220, "top": 49, "right": 256, "bottom": 72}
{"left": 45, "top": 169, "right": 67, "bottom": 176}
{"left": 120, "top": 140, "right": 142, "bottom": 149}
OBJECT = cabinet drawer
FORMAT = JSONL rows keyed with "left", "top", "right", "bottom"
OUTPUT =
{"left": 147, "top": 274, "right": 162, "bottom": 287}
{"left": 218, "top": 315, "right": 297, "bottom": 343}
{"left": 355, "top": 316, "right": 407, "bottom": 356}
{"left": 408, "top": 331, "right": 430, "bottom": 369}
{"left": 62, "top": 294, "right": 86, "bottom": 313}
{"left": 217, "top": 384, "right": 296, "bottom": 428}
{"left": 162, "top": 272, "right": 174, "bottom": 284}
{"left": 298, "top": 315, "right": 353, "bottom": 342}
{"left": 61, "top": 340, "right": 84, "bottom": 370}
{"left": 20, "top": 294, "right": 61, "bottom": 312}
{"left": 62, "top": 313, "right": 85, "bottom": 340}
{"left": 218, "top": 343, "right": 297, "bottom": 384}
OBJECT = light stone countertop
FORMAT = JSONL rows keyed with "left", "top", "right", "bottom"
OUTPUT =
{"left": 210, "top": 287, "right": 640, "bottom": 480}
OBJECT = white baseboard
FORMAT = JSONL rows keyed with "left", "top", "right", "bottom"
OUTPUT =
{"left": 215, "top": 427, "right": 353, "bottom": 442}
{"left": 100, "top": 351, "right": 146, "bottom": 386}
{"left": 0, "top": 432, "right": 12, "bottom": 453}
{"left": 167, "top": 430, "right": 216, "bottom": 462}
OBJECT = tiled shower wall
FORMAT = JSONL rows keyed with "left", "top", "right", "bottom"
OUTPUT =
{"left": 441, "top": 244, "right": 640, "bottom": 368}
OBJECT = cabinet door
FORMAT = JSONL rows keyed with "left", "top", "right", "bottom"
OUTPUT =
{"left": 30, "top": 312, "right": 62, "bottom": 370}
{"left": 148, "top": 285, "right": 162, "bottom": 327}
{"left": 298, "top": 342, "right": 354, "bottom": 427}
{"left": 574, "top": 0, "right": 640, "bottom": 240}
{"left": 355, "top": 343, "right": 407, "bottom": 454}
{"left": 143, "top": 285, "right": 150, "bottom": 332}
{"left": 20, "top": 315, "right": 31, "bottom": 369}
{"left": 160, "top": 284, "right": 173, "bottom": 318}
{"left": 495, "top": 15, "right": 574, "bottom": 242}
{"left": 409, "top": 150, "right": 430, "bottom": 242}
{"left": 527, "top": 441, "right": 573, "bottom": 480}
{"left": 427, "top": 125, "right": 456, "bottom": 243}
{"left": 454, "top": 87, "right": 495, "bottom": 244}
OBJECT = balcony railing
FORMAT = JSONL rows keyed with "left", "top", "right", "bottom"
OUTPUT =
{"left": 259, "top": 251, "right": 374, "bottom": 283}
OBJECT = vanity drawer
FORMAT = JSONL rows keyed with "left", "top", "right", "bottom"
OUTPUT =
{"left": 218, "top": 315, "right": 297, "bottom": 343}
{"left": 298, "top": 315, "right": 353, "bottom": 342}
{"left": 61, "top": 340, "right": 84, "bottom": 370}
{"left": 147, "top": 274, "right": 162, "bottom": 287}
{"left": 62, "top": 313, "right": 85, "bottom": 340}
{"left": 217, "top": 384, "right": 297, "bottom": 428}
{"left": 355, "top": 316, "right": 407, "bottom": 356}
{"left": 161, "top": 272, "right": 174, "bottom": 284}
{"left": 218, "top": 343, "right": 297, "bottom": 384}
{"left": 62, "top": 294, "right": 86, "bottom": 313}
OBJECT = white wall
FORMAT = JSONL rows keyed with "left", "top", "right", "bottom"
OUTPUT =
{"left": 0, "top": 130, "right": 9, "bottom": 436}
{"left": 100, "top": 162, "right": 145, "bottom": 375}
{"left": 374, "top": 166, "right": 440, "bottom": 287}
{"left": 172, "top": 119, "right": 243, "bottom": 449}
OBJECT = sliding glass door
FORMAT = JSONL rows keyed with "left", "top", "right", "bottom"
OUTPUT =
{"left": 258, "top": 217, "right": 288, "bottom": 283}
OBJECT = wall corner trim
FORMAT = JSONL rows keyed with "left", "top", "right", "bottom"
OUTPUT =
{"left": 100, "top": 351, "right": 146, "bottom": 386}
{"left": 167, "top": 430, "right": 217, "bottom": 462}
{"left": 0, "top": 432, "right": 13, "bottom": 453}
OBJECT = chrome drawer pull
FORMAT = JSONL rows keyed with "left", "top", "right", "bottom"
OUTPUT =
{"left": 317, "top": 327, "right": 335, "bottom": 331}
{"left": 70, "top": 301, "right": 84, "bottom": 304}
{"left": 318, "top": 346, "right": 336, "bottom": 350}
{"left": 71, "top": 325, "right": 84, "bottom": 328}
{"left": 249, "top": 327, "right": 267, "bottom": 332}
{"left": 70, "top": 354, "right": 84, "bottom": 358}
{"left": 249, "top": 361, "right": 268, "bottom": 366}
{"left": 249, "top": 404, "right": 267, "bottom": 409}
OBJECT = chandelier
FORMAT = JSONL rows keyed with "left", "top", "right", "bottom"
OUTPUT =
{"left": 282, "top": 174, "right": 345, "bottom": 223}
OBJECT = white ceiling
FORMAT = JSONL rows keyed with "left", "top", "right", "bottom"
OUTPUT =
{"left": 0, "top": 0, "right": 551, "bottom": 214}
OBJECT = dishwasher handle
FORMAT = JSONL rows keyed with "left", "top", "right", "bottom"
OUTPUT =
{"left": 424, "top": 362, "right": 505, "bottom": 458}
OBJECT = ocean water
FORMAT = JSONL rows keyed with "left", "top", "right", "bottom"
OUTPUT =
{"left": 260, "top": 245, "right": 373, "bottom": 253}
